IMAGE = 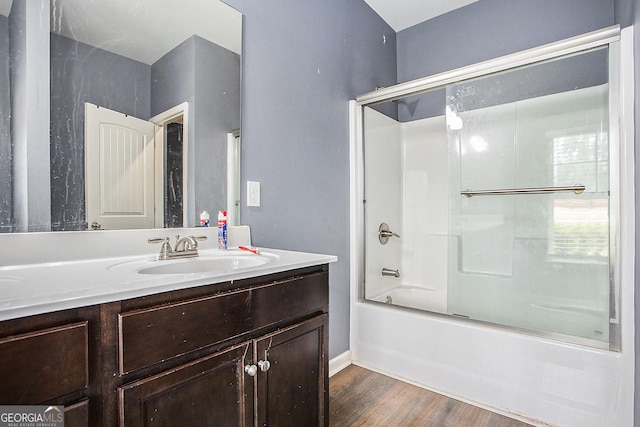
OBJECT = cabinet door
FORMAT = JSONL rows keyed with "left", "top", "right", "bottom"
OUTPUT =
{"left": 119, "top": 342, "right": 253, "bottom": 427}
{"left": 255, "top": 315, "right": 328, "bottom": 427}
{"left": 64, "top": 399, "right": 89, "bottom": 427}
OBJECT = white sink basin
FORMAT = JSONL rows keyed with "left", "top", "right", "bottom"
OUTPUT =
{"left": 138, "top": 255, "right": 271, "bottom": 275}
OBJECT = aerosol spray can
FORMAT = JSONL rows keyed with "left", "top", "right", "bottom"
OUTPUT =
{"left": 217, "top": 210, "right": 227, "bottom": 249}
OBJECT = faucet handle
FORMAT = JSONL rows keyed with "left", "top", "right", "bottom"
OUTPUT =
{"left": 148, "top": 237, "right": 169, "bottom": 244}
{"left": 148, "top": 237, "right": 172, "bottom": 259}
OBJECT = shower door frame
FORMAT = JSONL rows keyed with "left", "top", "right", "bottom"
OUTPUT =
{"left": 352, "top": 25, "right": 622, "bottom": 351}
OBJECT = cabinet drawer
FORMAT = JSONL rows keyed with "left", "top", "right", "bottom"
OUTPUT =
{"left": 64, "top": 399, "right": 89, "bottom": 427}
{"left": 0, "top": 322, "right": 89, "bottom": 403}
{"left": 118, "top": 271, "right": 328, "bottom": 374}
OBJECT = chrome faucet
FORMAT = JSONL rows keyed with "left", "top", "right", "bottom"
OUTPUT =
{"left": 148, "top": 235, "right": 207, "bottom": 260}
{"left": 175, "top": 235, "right": 199, "bottom": 252}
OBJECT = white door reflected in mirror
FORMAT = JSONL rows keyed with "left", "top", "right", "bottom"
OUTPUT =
{"left": 84, "top": 103, "right": 157, "bottom": 230}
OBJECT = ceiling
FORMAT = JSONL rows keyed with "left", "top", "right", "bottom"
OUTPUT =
{"left": 364, "top": 0, "right": 479, "bottom": 31}
{"left": 1, "top": 0, "right": 241, "bottom": 65}
{"left": 4, "top": 0, "right": 480, "bottom": 37}
{"left": 50, "top": 0, "right": 242, "bottom": 65}
{"left": 0, "top": 0, "right": 11, "bottom": 17}
{"left": 0, "top": 0, "right": 478, "bottom": 62}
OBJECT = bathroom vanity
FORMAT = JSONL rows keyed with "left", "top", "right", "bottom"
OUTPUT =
{"left": 0, "top": 242, "right": 335, "bottom": 426}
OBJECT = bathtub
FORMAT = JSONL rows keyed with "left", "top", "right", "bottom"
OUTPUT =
{"left": 528, "top": 301, "right": 608, "bottom": 341}
{"left": 371, "top": 285, "right": 446, "bottom": 313}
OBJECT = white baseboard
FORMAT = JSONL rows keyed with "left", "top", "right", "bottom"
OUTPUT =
{"left": 329, "top": 350, "right": 352, "bottom": 377}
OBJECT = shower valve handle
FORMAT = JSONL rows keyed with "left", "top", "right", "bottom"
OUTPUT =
{"left": 378, "top": 223, "right": 400, "bottom": 244}
{"left": 380, "top": 230, "right": 400, "bottom": 238}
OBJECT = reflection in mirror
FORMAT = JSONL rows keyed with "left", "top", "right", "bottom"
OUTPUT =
{"left": 164, "top": 122, "right": 185, "bottom": 228}
{"left": 0, "top": 1, "right": 10, "bottom": 232}
{"left": 0, "top": 0, "right": 241, "bottom": 232}
{"left": 149, "top": 103, "right": 190, "bottom": 229}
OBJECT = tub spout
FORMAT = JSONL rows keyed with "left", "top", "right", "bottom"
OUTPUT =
{"left": 381, "top": 267, "right": 400, "bottom": 278}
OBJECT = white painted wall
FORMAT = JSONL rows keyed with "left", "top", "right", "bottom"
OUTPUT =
{"left": 362, "top": 108, "right": 402, "bottom": 300}
{"left": 363, "top": 109, "right": 448, "bottom": 311}
{"left": 400, "top": 115, "right": 448, "bottom": 306}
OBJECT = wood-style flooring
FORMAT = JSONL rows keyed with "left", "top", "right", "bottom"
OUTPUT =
{"left": 329, "top": 365, "right": 533, "bottom": 427}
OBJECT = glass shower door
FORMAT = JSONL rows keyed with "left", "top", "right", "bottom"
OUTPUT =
{"left": 446, "top": 47, "right": 611, "bottom": 343}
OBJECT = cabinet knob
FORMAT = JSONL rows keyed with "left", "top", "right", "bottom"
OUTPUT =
{"left": 244, "top": 364, "right": 257, "bottom": 377}
{"left": 258, "top": 360, "right": 271, "bottom": 372}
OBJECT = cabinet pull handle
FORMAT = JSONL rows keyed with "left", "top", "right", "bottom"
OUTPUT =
{"left": 258, "top": 345, "right": 271, "bottom": 372}
{"left": 258, "top": 360, "right": 271, "bottom": 372}
{"left": 244, "top": 364, "right": 257, "bottom": 377}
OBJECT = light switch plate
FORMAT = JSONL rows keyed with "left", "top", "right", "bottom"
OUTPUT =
{"left": 247, "top": 181, "right": 260, "bottom": 207}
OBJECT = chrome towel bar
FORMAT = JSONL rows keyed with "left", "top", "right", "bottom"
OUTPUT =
{"left": 461, "top": 184, "right": 585, "bottom": 198}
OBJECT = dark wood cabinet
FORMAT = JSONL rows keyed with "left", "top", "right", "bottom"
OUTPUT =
{"left": 119, "top": 342, "right": 254, "bottom": 427}
{"left": 0, "top": 322, "right": 89, "bottom": 404}
{"left": 255, "top": 315, "right": 328, "bottom": 427}
{"left": 0, "top": 264, "right": 329, "bottom": 427}
{"left": 119, "top": 313, "right": 328, "bottom": 427}
{"left": 64, "top": 400, "right": 90, "bottom": 427}
{"left": 0, "top": 309, "right": 96, "bottom": 427}
{"left": 117, "top": 267, "right": 328, "bottom": 375}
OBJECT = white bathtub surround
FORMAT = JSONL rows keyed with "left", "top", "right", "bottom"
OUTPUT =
{"left": 0, "top": 225, "right": 336, "bottom": 321}
{"left": 364, "top": 111, "right": 448, "bottom": 313}
{"left": 349, "top": 26, "right": 635, "bottom": 427}
{"left": 370, "top": 286, "right": 446, "bottom": 313}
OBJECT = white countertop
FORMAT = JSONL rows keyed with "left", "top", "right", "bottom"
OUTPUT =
{"left": 0, "top": 247, "right": 337, "bottom": 322}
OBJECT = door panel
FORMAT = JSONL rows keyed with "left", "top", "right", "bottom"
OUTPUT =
{"left": 85, "top": 103, "right": 156, "bottom": 230}
{"left": 255, "top": 315, "right": 328, "bottom": 427}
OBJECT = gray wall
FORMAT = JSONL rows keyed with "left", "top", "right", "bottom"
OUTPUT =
{"left": 224, "top": 0, "right": 397, "bottom": 359}
{"left": 0, "top": 14, "right": 11, "bottom": 231}
{"left": 395, "top": 0, "right": 613, "bottom": 122}
{"left": 50, "top": 33, "right": 151, "bottom": 230}
{"left": 151, "top": 35, "right": 240, "bottom": 226}
{"left": 193, "top": 36, "right": 240, "bottom": 225}
{"left": 397, "top": 0, "right": 614, "bottom": 82}
{"left": 151, "top": 37, "right": 196, "bottom": 226}
{"left": 151, "top": 37, "right": 196, "bottom": 117}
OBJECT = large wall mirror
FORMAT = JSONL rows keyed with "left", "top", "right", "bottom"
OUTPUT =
{"left": 0, "top": 0, "right": 242, "bottom": 232}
